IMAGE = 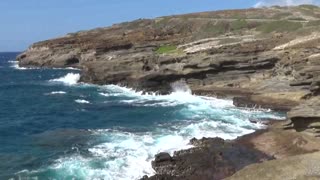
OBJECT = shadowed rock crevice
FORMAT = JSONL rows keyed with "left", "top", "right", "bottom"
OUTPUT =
{"left": 64, "top": 57, "right": 80, "bottom": 66}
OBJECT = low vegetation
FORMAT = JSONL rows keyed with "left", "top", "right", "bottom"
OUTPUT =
{"left": 298, "top": 4, "right": 320, "bottom": 10}
{"left": 156, "top": 45, "right": 181, "bottom": 54}
{"left": 256, "top": 20, "right": 303, "bottom": 33}
{"left": 203, "top": 21, "right": 229, "bottom": 35}
{"left": 306, "top": 20, "right": 320, "bottom": 27}
{"left": 297, "top": 5, "right": 320, "bottom": 18}
{"left": 271, "top": 12, "right": 292, "bottom": 20}
{"left": 230, "top": 19, "right": 249, "bottom": 31}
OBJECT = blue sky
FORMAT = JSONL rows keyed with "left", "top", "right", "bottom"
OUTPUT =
{"left": 0, "top": 0, "right": 318, "bottom": 51}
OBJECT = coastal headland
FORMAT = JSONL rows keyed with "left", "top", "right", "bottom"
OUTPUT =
{"left": 17, "top": 5, "right": 320, "bottom": 179}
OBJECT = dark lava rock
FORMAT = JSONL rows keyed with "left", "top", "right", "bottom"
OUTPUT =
{"left": 146, "top": 137, "right": 272, "bottom": 180}
{"left": 154, "top": 152, "right": 172, "bottom": 163}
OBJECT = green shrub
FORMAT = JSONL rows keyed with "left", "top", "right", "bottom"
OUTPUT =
{"left": 257, "top": 20, "right": 303, "bottom": 33}
{"left": 156, "top": 45, "right": 178, "bottom": 54}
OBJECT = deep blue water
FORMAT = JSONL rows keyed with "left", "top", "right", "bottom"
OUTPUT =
{"left": 0, "top": 52, "right": 285, "bottom": 179}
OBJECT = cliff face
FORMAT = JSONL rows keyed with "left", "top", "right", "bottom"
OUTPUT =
{"left": 17, "top": 5, "right": 320, "bottom": 179}
{"left": 17, "top": 5, "right": 320, "bottom": 133}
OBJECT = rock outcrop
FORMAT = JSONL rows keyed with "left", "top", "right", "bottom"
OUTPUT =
{"left": 144, "top": 121, "right": 320, "bottom": 180}
{"left": 17, "top": 5, "right": 320, "bottom": 102}
{"left": 226, "top": 151, "right": 320, "bottom": 180}
{"left": 288, "top": 97, "right": 320, "bottom": 136}
{"left": 144, "top": 137, "right": 272, "bottom": 180}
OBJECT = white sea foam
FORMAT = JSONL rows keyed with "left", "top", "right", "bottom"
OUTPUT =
{"left": 9, "top": 60, "right": 28, "bottom": 70}
{"left": 31, "top": 118, "right": 261, "bottom": 179}
{"left": 8, "top": 60, "right": 80, "bottom": 71}
{"left": 17, "top": 84, "right": 285, "bottom": 180}
{"left": 49, "top": 73, "right": 80, "bottom": 85}
{"left": 18, "top": 84, "right": 285, "bottom": 179}
{"left": 51, "top": 67, "right": 81, "bottom": 70}
{"left": 31, "top": 130, "right": 193, "bottom": 179}
{"left": 99, "top": 92, "right": 123, "bottom": 97}
{"left": 100, "top": 84, "right": 234, "bottom": 108}
{"left": 75, "top": 99, "right": 90, "bottom": 104}
{"left": 49, "top": 91, "right": 67, "bottom": 95}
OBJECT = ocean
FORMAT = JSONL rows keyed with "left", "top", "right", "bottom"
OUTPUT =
{"left": 0, "top": 52, "right": 285, "bottom": 179}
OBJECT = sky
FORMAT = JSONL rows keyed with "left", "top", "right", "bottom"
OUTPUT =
{"left": 0, "top": 0, "right": 319, "bottom": 52}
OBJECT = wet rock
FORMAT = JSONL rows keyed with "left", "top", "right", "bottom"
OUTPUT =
{"left": 146, "top": 121, "right": 320, "bottom": 180}
{"left": 141, "top": 174, "right": 178, "bottom": 180}
{"left": 154, "top": 153, "right": 172, "bottom": 163}
{"left": 147, "top": 137, "right": 272, "bottom": 180}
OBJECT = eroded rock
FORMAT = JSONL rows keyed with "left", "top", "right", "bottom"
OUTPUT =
{"left": 226, "top": 152, "right": 320, "bottom": 180}
{"left": 288, "top": 97, "right": 320, "bottom": 136}
{"left": 146, "top": 137, "right": 272, "bottom": 180}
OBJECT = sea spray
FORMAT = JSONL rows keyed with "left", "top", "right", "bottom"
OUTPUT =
{"left": 49, "top": 73, "right": 80, "bottom": 85}
{"left": 170, "top": 80, "right": 192, "bottom": 94}
{"left": 8, "top": 60, "right": 28, "bottom": 70}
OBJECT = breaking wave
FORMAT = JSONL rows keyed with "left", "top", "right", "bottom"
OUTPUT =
{"left": 9, "top": 60, "right": 28, "bottom": 70}
{"left": 48, "top": 91, "right": 67, "bottom": 95}
{"left": 75, "top": 99, "right": 90, "bottom": 104}
{"left": 49, "top": 73, "right": 80, "bottom": 85}
{"left": 17, "top": 83, "right": 285, "bottom": 180}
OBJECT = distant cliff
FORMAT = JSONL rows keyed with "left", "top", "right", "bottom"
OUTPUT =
{"left": 17, "top": 5, "right": 320, "bottom": 179}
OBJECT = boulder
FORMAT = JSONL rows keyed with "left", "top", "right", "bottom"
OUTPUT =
{"left": 154, "top": 152, "right": 172, "bottom": 163}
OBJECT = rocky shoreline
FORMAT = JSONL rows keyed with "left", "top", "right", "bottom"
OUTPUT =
{"left": 142, "top": 120, "right": 320, "bottom": 180}
{"left": 16, "top": 5, "right": 320, "bottom": 179}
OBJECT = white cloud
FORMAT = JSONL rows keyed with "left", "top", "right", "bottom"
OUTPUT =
{"left": 254, "top": 0, "right": 320, "bottom": 7}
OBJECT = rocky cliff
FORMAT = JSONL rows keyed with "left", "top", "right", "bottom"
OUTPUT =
{"left": 17, "top": 5, "right": 320, "bottom": 180}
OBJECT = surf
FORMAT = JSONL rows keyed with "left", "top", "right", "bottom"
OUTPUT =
{"left": 14, "top": 73, "right": 285, "bottom": 180}
{"left": 49, "top": 73, "right": 81, "bottom": 85}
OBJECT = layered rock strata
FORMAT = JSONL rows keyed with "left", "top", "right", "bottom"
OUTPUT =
{"left": 17, "top": 5, "right": 320, "bottom": 180}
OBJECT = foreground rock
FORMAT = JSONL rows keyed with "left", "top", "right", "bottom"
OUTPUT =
{"left": 236, "top": 121, "right": 320, "bottom": 159}
{"left": 144, "top": 121, "right": 320, "bottom": 180}
{"left": 226, "top": 152, "right": 320, "bottom": 180}
{"left": 143, "top": 137, "right": 272, "bottom": 180}
{"left": 288, "top": 97, "right": 320, "bottom": 136}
